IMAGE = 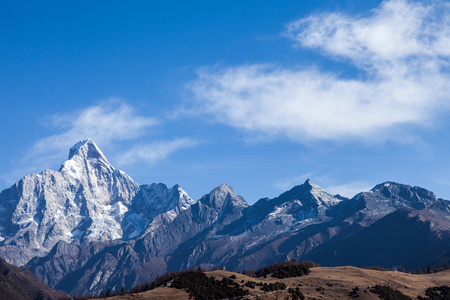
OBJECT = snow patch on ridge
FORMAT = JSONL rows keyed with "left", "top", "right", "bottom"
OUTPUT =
{"left": 307, "top": 180, "right": 342, "bottom": 206}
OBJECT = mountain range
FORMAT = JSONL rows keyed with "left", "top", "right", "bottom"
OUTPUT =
{"left": 0, "top": 139, "right": 449, "bottom": 295}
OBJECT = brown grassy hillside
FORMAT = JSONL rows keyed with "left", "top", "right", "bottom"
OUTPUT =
{"left": 97, "top": 266, "right": 450, "bottom": 300}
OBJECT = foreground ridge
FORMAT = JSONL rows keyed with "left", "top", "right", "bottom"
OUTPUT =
{"left": 82, "top": 262, "right": 450, "bottom": 300}
{"left": 0, "top": 257, "right": 68, "bottom": 300}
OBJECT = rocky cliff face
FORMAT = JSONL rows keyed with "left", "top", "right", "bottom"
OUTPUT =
{"left": 27, "top": 177, "right": 450, "bottom": 296}
{"left": 0, "top": 139, "right": 193, "bottom": 266}
{"left": 27, "top": 182, "right": 250, "bottom": 295}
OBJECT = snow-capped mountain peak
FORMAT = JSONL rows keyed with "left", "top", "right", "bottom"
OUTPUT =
{"left": 59, "top": 139, "right": 115, "bottom": 176}
{"left": 68, "top": 138, "right": 102, "bottom": 159}
{"left": 303, "top": 179, "right": 342, "bottom": 207}
{"left": 0, "top": 139, "right": 193, "bottom": 266}
{"left": 68, "top": 138, "right": 110, "bottom": 165}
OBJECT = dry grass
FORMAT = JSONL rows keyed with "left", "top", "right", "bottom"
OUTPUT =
{"left": 98, "top": 266, "right": 450, "bottom": 300}
{"left": 95, "top": 286, "right": 190, "bottom": 300}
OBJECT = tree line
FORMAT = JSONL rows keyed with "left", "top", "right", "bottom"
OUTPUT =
{"left": 68, "top": 259, "right": 317, "bottom": 299}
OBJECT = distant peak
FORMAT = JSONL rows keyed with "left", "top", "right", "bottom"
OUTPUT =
{"left": 280, "top": 179, "right": 341, "bottom": 207}
{"left": 300, "top": 179, "right": 322, "bottom": 192}
{"left": 368, "top": 181, "right": 438, "bottom": 205}
{"left": 370, "top": 181, "right": 398, "bottom": 192}
{"left": 209, "top": 182, "right": 234, "bottom": 194}
{"left": 219, "top": 182, "right": 233, "bottom": 190}
{"left": 202, "top": 182, "right": 248, "bottom": 209}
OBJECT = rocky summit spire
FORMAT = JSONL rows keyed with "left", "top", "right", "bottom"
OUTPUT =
{"left": 68, "top": 139, "right": 107, "bottom": 161}
{"left": 203, "top": 182, "right": 248, "bottom": 210}
{"left": 0, "top": 138, "right": 141, "bottom": 266}
{"left": 60, "top": 139, "right": 113, "bottom": 174}
{"left": 278, "top": 179, "right": 342, "bottom": 207}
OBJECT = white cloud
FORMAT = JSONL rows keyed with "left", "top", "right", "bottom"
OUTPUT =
{"left": 287, "top": 0, "right": 450, "bottom": 70}
{"left": 287, "top": 0, "right": 450, "bottom": 96}
{"left": 29, "top": 99, "right": 158, "bottom": 163}
{"left": 190, "top": 0, "right": 450, "bottom": 143}
{"left": 19, "top": 99, "right": 197, "bottom": 175}
{"left": 116, "top": 138, "right": 198, "bottom": 165}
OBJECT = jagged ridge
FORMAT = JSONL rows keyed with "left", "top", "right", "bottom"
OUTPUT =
{"left": 0, "top": 139, "right": 448, "bottom": 296}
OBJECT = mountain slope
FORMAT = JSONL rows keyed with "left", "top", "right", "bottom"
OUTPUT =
{"left": 163, "top": 180, "right": 450, "bottom": 273}
{"left": 27, "top": 182, "right": 250, "bottom": 295}
{"left": 0, "top": 257, "right": 68, "bottom": 300}
{"left": 306, "top": 207, "right": 450, "bottom": 269}
{"left": 99, "top": 267, "right": 450, "bottom": 300}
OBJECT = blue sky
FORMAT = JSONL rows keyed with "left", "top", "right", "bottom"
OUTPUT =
{"left": 2, "top": 0, "right": 450, "bottom": 203}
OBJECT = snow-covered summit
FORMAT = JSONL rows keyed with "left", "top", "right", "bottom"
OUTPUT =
{"left": 0, "top": 139, "right": 194, "bottom": 266}
{"left": 68, "top": 139, "right": 102, "bottom": 159}
{"left": 60, "top": 139, "right": 113, "bottom": 176}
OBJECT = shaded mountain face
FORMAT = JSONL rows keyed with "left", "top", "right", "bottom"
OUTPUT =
{"left": 27, "top": 178, "right": 450, "bottom": 296}
{"left": 1, "top": 140, "right": 449, "bottom": 295}
{"left": 0, "top": 257, "right": 68, "bottom": 300}
{"left": 27, "top": 182, "right": 250, "bottom": 295}
{"left": 306, "top": 207, "right": 450, "bottom": 269}
{"left": 179, "top": 181, "right": 449, "bottom": 272}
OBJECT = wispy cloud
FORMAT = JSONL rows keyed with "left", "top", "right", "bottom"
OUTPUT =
{"left": 28, "top": 99, "right": 157, "bottom": 164}
{"left": 116, "top": 138, "right": 199, "bottom": 165}
{"left": 20, "top": 99, "right": 197, "bottom": 176}
{"left": 190, "top": 0, "right": 450, "bottom": 143}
